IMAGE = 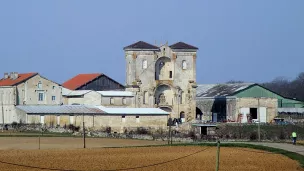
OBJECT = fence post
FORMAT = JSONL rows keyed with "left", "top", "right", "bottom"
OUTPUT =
{"left": 215, "top": 140, "right": 220, "bottom": 171}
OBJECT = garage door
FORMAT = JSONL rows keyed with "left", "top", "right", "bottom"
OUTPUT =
{"left": 259, "top": 107, "right": 267, "bottom": 123}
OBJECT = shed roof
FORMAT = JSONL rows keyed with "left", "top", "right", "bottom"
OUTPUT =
{"left": 169, "top": 42, "right": 198, "bottom": 50}
{"left": 0, "top": 73, "right": 38, "bottom": 86}
{"left": 278, "top": 108, "right": 304, "bottom": 114}
{"left": 196, "top": 83, "right": 255, "bottom": 98}
{"left": 16, "top": 105, "right": 105, "bottom": 114}
{"left": 96, "top": 106, "right": 169, "bottom": 115}
{"left": 123, "top": 41, "right": 159, "bottom": 50}
{"left": 62, "top": 73, "right": 102, "bottom": 90}
{"left": 97, "top": 91, "right": 134, "bottom": 97}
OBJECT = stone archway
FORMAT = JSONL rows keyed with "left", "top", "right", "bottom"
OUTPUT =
{"left": 154, "top": 84, "right": 174, "bottom": 106}
{"left": 155, "top": 57, "right": 172, "bottom": 80}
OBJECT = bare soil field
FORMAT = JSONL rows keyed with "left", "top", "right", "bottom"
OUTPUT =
{"left": 0, "top": 137, "right": 166, "bottom": 150}
{"left": 0, "top": 146, "right": 302, "bottom": 171}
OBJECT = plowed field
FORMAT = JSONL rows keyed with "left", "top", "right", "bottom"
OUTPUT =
{"left": 0, "top": 146, "right": 302, "bottom": 171}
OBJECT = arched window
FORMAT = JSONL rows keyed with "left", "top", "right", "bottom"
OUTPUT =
{"left": 182, "top": 60, "right": 187, "bottom": 70}
{"left": 122, "top": 98, "right": 126, "bottom": 105}
{"left": 142, "top": 60, "right": 147, "bottom": 69}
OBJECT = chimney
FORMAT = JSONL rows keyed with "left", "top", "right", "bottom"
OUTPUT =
{"left": 4, "top": 73, "right": 8, "bottom": 79}
{"left": 9, "top": 72, "right": 18, "bottom": 80}
{"left": 14, "top": 72, "right": 18, "bottom": 80}
{"left": 9, "top": 72, "right": 14, "bottom": 79}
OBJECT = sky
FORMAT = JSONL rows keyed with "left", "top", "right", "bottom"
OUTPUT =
{"left": 0, "top": 0, "right": 303, "bottom": 85}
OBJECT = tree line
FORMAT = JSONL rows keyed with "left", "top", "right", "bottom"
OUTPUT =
{"left": 227, "top": 72, "right": 304, "bottom": 101}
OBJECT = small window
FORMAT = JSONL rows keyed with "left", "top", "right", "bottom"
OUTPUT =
{"left": 40, "top": 115, "right": 45, "bottom": 124}
{"left": 37, "top": 82, "right": 42, "bottom": 89}
{"left": 52, "top": 96, "right": 56, "bottom": 101}
{"left": 142, "top": 60, "right": 147, "bottom": 69}
{"left": 122, "top": 115, "right": 126, "bottom": 122}
{"left": 38, "top": 92, "right": 44, "bottom": 101}
{"left": 69, "top": 115, "right": 74, "bottom": 125}
{"left": 57, "top": 115, "right": 60, "bottom": 125}
{"left": 122, "top": 98, "right": 126, "bottom": 105}
{"left": 169, "top": 71, "right": 172, "bottom": 78}
{"left": 182, "top": 60, "right": 187, "bottom": 70}
{"left": 136, "top": 116, "right": 140, "bottom": 123}
{"left": 52, "top": 86, "right": 55, "bottom": 89}
{"left": 110, "top": 98, "right": 115, "bottom": 105}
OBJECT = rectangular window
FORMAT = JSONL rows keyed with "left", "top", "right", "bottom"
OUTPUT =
{"left": 122, "top": 115, "right": 126, "bottom": 123}
{"left": 52, "top": 86, "right": 55, "bottom": 90}
{"left": 110, "top": 98, "right": 115, "bottom": 105}
{"left": 40, "top": 115, "right": 45, "bottom": 124}
{"left": 69, "top": 115, "right": 74, "bottom": 125}
{"left": 169, "top": 71, "right": 172, "bottom": 78}
{"left": 57, "top": 115, "right": 60, "bottom": 125}
{"left": 38, "top": 92, "right": 44, "bottom": 101}
{"left": 52, "top": 96, "right": 56, "bottom": 101}
{"left": 136, "top": 116, "right": 140, "bottom": 123}
{"left": 38, "top": 82, "right": 42, "bottom": 89}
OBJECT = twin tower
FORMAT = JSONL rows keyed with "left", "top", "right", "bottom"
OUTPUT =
{"left": 124, "top": 41, "right": 198, "bottom": 122}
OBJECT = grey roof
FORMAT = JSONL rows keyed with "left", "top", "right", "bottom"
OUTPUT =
{"left": 16, "top": 105, "right": 169, "bottom": 115}
{"left": 196, "top": 83, "right": 255, "bottom": 98}
{"left": 169, "top": 42, "right": 198, "bottom": 50}
{"left": 278, "top": 108, "right": 304, "bottom": 114}
{"left": 123, "top": 41, "right": 159, "bottom": 50}
{"left": 16, "top": 105, "right": 105, "bottom": 114}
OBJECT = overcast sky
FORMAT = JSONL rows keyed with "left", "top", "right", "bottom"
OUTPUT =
{"left": 0, "top": 0, "right": 303, "bottom": 85}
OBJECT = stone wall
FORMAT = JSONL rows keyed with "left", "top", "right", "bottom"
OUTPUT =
{"left": 26, "top": 114, "right": 169, "bottom": 133}
{"left": 236, "top": 97, "right": 278, "bottom": 122}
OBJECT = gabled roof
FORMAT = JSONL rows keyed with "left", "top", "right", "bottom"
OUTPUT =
{"left": 0, "top": 73, "right": 38, "bottom": 86}
{"left": 196, "top": 83, "right": 255, "bottom": 98}
{"left": 123, "top": 41, "right": 159, "bottom": 50}
{"left": 62, "top": 73, "right": 102, "bottom": 90}
{"left": 169, "top": 42, "right": 198, "bottom": 50}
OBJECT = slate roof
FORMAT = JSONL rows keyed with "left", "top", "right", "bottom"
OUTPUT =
{"left": 123, "top": 41, "right": 159, "bottom": 50}
{"left": 169, "top": 42, "right": 198, "bottom": 50}
{"left": 0, "top": 73, "right": 38, "bottom": 86}
{"left": 196, "top": 83, "right": 255, "bottom": 98}
{"left": 62, "top": 73, "right": 102, "bottom": 90}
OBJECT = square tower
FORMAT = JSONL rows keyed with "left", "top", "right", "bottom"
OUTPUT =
{"left": 124, "top": 41, "right": 198, "bottom": 122}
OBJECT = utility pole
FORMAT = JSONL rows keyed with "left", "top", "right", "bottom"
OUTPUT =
{"left": 257, "top": 98, "right": 261, "bottom": 142}
{"left": 1, "top": 92, "right": 4, "bottom": 132}
{"left": 215, "top": 140, "right": 220, "bottom": 171}
{"left": 83, "top": 112, "right": 86, "bottom": 148}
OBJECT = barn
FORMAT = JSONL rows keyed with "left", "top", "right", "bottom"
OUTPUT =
{"left": 196, "top": 83, "right": 304, "bottom": 123}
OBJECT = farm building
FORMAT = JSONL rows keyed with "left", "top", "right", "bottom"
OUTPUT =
{"left": 16, "top": 105, "right": 169, "bottom": 133}
{"left": 196, "top": 83, "right": 304, "bottom": 123}
{"left": 62, "top": 73, "right": 125, "bottom": 91}
{"left": 62, "top": 88, "right": 135, "bottom": 108}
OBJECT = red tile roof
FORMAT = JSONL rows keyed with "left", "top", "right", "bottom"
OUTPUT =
{"left": 0, "top": 73, "right": 38, "bottom": 86}
{"left": 62, "top": 73, "right": 102, "bottom": 90}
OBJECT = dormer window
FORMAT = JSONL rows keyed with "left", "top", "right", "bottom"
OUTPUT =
{"left": 182, "top": 60, "right": 187, "bottom": 70}
{"left": 142, "top": 60, "right": 147, "bottom": 69}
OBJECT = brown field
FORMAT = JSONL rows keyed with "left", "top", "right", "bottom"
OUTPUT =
{"left": 0, "top": 137, "right": 166, "bottom": 150}
{"left": 0, "top": 146, "right": 302, "bottom": 171}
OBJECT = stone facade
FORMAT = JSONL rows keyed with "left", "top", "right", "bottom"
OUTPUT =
{"left": 26, "top": 114, "right": 168, "bottom": 133}
{"left": 0, "top": 74, "right": 62, "bottom": 124}
{"left": 124, "top": 43, "right": 198, "bottom": 121}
